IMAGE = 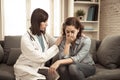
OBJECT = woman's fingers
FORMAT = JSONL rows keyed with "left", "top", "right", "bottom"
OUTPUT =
{"left": 48, "top": 67, "right": 56, "bottom": 75}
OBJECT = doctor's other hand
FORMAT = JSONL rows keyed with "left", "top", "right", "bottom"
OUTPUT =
{"left": 55, "top": 36, "right": 63, "bottom": 46}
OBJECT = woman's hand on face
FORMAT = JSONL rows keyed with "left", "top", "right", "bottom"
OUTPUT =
{"left": 66, "top": 35, "right": 75, "bottom": 44}
{"left": 55, "top": 36, "right": 63, "bottom": 46}
{"left": 48, "top": 60, "right": 61, "bottom": 74}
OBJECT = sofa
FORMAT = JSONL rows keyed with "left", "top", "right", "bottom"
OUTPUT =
{"left": 86, "top": 35, "right": 120, "bottom": 80}
{"left": 0, "top": 36, "right": 21, "bottom": 80}
{"left": 0, "top": 35, "right": 120, "bottom": 80}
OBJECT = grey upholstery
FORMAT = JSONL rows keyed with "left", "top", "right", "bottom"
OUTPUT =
{"left": 0, "top": 35, "right": 120, "bottom": 80}
{"left": 7, "top": 48, "right": 21, "bottom": 65}
{"left": 0, "top": 64, "right": 15, "bottom": 80}
{"left": 86, "top": 35, "right": 120, "bottom": 80}
{"left": 0, "top": 45, "right": 4, "bottom": 63}
{"left": 0, "top": 36, "right": 21, "bottom": 80}
{"left": 97, "top": 35, "right": 120, "bottom": 69}
{"left": 3, "top": 36, "right": 21, "bottom": 63}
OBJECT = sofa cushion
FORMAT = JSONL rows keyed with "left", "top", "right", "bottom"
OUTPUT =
{"left": 87, "top": 64, "right": 120, "bottom": 80}
{"left": 97, "top": 35, "right": 120, "bottom": 69}
{"left": 0, "top": 45, "right": 4, "bottom": 63}
{"left": 7, "top": 48, "right": 21, "bottom": 65}
{"left": 3, "top": 36, "right": 21, "bottom": 63}
{"left": 0, "top": 64, "right": 15, "bottom": 80}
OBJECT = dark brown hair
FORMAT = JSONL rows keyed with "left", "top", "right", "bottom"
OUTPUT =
{"left": 30, "top": 8, "right": 48, "bottom": 35}
{"left": 62, "top": 17, "right": 84, "bottom": 38}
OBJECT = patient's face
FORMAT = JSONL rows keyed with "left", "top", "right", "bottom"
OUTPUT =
{"left": 65, "top": 25, "right": 79, "bottom": 41}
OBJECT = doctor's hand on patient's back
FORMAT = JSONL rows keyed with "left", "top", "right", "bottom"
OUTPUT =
{"left": 55, "top": 36, "right": 63, "bottom": 46}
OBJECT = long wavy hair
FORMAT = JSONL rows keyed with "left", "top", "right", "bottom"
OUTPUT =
{"left": 62, "top": 17, "right": 84, "bottom": 39}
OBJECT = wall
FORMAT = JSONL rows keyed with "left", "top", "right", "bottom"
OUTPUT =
{"left": 100, "top": 0, "right": 120, "bottom": 40}
{"left": 64, "top": 0, "right": 74, "bottom": 19}
{"left": 0, "top": 0, "right": 2, "bottom": 40}
{"left": 64, "top": 0, "right": 68, "bottom": 19}
{"left": 0, "top": 0, "right": 4, "bottom": 40}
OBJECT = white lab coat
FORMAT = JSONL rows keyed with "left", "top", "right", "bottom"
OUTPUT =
{"left": 14, "top": 31, "right": 59, "bottom": 80}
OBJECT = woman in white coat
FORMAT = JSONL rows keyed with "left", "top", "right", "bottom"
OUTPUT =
{"left": 14, "top": 8, "right": 62, "bottom": 80}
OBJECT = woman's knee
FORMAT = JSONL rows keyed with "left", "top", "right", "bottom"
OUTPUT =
{"left": 68, "top": 64, "right": 78, "bottom": 74}
{"left": 68, "top": 64, "right": 85, "bottom": 80}
{"left": 58, "top": 65, "right": 67, "bottom": 73}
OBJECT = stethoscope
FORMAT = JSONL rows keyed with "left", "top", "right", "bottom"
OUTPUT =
{"left": 27, "top": 31, "right": 49, "bottom": 45}
{"left": 27, "top": 31, "right": 35, "bottom": 41}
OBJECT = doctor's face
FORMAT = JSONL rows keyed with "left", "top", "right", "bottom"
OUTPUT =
{"left": 40, "top": 20, "right": 48, "bottom": 32}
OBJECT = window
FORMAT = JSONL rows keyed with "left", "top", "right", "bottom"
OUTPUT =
{"left": 4, "top": 0, "right": 26, "bottom": 35}
{"left": 3, "top": 0, "right": 53, "bottom": 36}
{"left": 30, "top": 0, "right": 52, "bottom": 35}
{"left": 53, "top": 0, "right": 62, "bottom": 37}
{"left": 2, "top": 0, "right": 64, "bottom": 37}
